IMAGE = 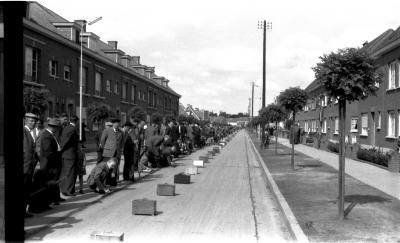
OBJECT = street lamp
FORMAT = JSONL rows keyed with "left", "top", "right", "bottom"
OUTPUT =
{"left": 79, "top": 16, "right": 102, "bottom": 141}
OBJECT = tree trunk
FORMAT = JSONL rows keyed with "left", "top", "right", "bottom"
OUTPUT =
{"left": 338, "top": 100, "right": 346, "bottom": 220}
{"left": 261, "top": 121, "right": 265, "bottom": 149}
{"left": 291, "top": 112, "right": 295, "bottom": 170}
{"left": 275, "top": 121, "right": 278, "bottom": 155}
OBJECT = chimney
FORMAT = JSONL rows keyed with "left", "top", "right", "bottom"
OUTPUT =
{"left": 74, "top": 20, "right": 86, "bottom": 32}
{"left": 108, "top": 41, "right": 118, "bottom": 49}
{"left": 132, "top": 56, "right": 140, "bottom": 65}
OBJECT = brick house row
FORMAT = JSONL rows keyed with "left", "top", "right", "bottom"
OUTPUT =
{"left": 296, "top": 27, "right": 400, "bottom": 152}
{"left": 22, "top": 2, "right": 180, "bottom": 129}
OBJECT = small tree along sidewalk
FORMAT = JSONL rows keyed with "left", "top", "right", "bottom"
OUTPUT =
{"left": 312, "top": 47, "right": 382, "bottom": 220}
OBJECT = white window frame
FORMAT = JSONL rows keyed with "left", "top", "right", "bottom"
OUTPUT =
{"left": 350, "top": 117, "right": 358, "bottom": 133}
{"left": 114, "top": 82, "right": 119, "bottom": 94}
{"left": 387, "top": 111, "right": 396, "bottom": 138}
{"left": 322, "top": 119, "right": 327, "bottom": 133}
{"left": 334, "top": 117, "right": 339, "bottom": 134}
{"left": 25, "top": 46, "right": 39, "bottom": 82}
{"left": 95, "top": 72, "right": 102, "bottom": 97}
{"left": 360, "top": 113, "right": 368, "bottom": 136}
{"left": 388, "top": 62, "right": 397, "bottom": 90}
{"left": 377, "top": 112, "right": 381, "bottom": 129}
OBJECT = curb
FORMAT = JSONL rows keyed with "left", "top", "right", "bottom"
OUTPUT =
{"left": 246, "top": 133, "right": 309, "bottom": 243}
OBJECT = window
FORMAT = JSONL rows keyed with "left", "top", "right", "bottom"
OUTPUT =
{"left": 153, "top": 93, "right": 157, "bottom": 107}
{"left": 95, "top": 72, "right": 102, "bottom": 96}
{"left": 122, "top": 82, "right": 127, "bottom": 100}
{"left": 67, "top": 104, "right": 73, "bottom": 117}
{"left": 63, "top": 65, "right": 71, "bottom": 81}
{"left": 361, "top": 113, "right": 368, "bottom": 136}
{"left": 106, "top": 80, "right": 111, "bottom": 93}
{"left": 322, "top": 119, "right": 327, "bottom": 133}
{"left": 334, "top": 117, "right": 339, "bottom": 134}
{"left": 377, "top": 112, "right": 381, "bottom": 129}
{"left": 25, "top": 46, "right": 39, "bottom": 82}
{"left": 304, "top": 121, "right": 309, "bottom": 132}
{"left": 388, "top": 62, "right": 398, "bottom": 89}
{"left": 79, "top": 67, "right": 88, "bottom": 94}
{"left": 311, "top": 120, "right": 317, "bottom": 132}
{"left": 114, "top": 81, "right": 119, "bottom": 94}
{"left": 131, "top": 85, "right": 136, "bottom": 102}
{"left": 148, "top": 90, "right": 151, "bottom": 105}
{"left": 350, "top": 117, "right": 358, "bottom": 132}
{"left": 388, "top": 111, "right": 396, "bottom": 137}
{"left": 49, "top": 60, "right": 58, "bottom": 77}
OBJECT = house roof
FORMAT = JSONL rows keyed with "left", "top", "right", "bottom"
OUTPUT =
{"left": 27, "top": 1, "right": 180, "bottom": 98}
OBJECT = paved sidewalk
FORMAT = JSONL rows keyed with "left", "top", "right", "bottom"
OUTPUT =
{"left": 277, "top": 137, "right": 400, "bottom": 200}
{"left": 249, "top": 132, "right": 400, "bottom": 242}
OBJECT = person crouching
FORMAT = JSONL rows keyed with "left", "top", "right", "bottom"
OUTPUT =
{"left": 87, "top": 158, "right": 116, "bottom": 194}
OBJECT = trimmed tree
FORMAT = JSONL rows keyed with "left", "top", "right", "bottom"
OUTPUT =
{"left": 277, "top": 87, "right": 308, "bottom": 169}
{"left": 312, "top": 47, "right": 382, "bottom": 220}
{"left": 260, "top": 104, "right": 287, "bottom": 154}
{"left": 23, "top": 87, "right": 49, "bottom": 117}
{"left": 87, "top": 102, "right": 115, "bottom": 129}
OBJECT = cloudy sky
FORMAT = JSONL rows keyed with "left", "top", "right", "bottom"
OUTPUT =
{"left": 38, "top": 0, "right": 400, "bottom": 114}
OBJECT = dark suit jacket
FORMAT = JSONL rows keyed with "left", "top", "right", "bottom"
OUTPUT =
{"left": 87, "top": 161, "right": 110, "bottom": 191}
{"left": 146, "top": 135, "right": 164, "bottom": 155}
{"left": 59, "top": 124, "right": 79, "bottom": 160}
{"left": 170, "top": 126, "right": 180, "bottom": 143}
{"left": 144, "top": 125, "right": 157, "bottom": 140}
{"left": 39, "top": 130, "right": 60, "bottom": 172}
{"left": 23, "top": 127, "right": 37, "bottom": 174}
{"left": 179, "top": 125, "right": 187, "bottom": 139}
{"left": 100, "top": 127, "right": 123, "bottom": 158}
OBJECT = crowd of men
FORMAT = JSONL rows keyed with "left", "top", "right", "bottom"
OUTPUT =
{"left": 23, "top": 112, "right": 238, "bottom": 218}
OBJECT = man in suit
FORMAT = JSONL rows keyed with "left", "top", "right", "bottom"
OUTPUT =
{"left": 100, "top": 118, "right": 123, "bottom": 185}
{"left": 122, "top": 121, "right": 135, "bottom": 181}
{"left": 30, "top": 118, "right": 63, "bottom": 213}
{"left": 23, "top": 113, "right": 38, "bottom": 217}
{"left": 59, "top": 114, "right": 79, "bottom": 198}
{"left": 95, "top": 121, "right": 112, "bottom": 164}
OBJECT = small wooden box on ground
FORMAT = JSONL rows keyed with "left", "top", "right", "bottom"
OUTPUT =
{"left": 199, "top": 156, "right": 209, "bottom": 163}
{"left": 132, "top": 199, "right": 157, "bottom": 216}
{"left": 193, "top": 160, "right": 204, "bottom": 167}
{"left": 213, "top": 147, "right": 220, "bottom": 153}
{"left": 157, "top": 183, "right": 176, "bottom": 196}
{"left": 208, "top": 151, "right": 216, "bottom": 156}
{"left": 174, "top": 173, "right": 191, "bottom": 184}
{"left": 185, "top": 166, "right": 198, "bottom": 175}
{"left": 90, "top": 231, "right": 124, "bottom": 241}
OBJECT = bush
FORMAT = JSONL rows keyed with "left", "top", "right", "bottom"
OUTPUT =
{"left": 327, "top": 141, "right": 339, "bottom": 153}
{"left": 306, "top": 137, "right": 314, "bottom": 144}
{"left": 356, "top": 147, "right": 391, "bottom": 167}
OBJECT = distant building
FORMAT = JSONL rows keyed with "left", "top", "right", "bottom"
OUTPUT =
{"left": 19, "top": 2, "right": 180, "bottom": 127}
{"left": 183, "top": 104, "right": 210, "bottom": 121}
{"left": 296, "top": 27, "right": 400, "bottom": 151}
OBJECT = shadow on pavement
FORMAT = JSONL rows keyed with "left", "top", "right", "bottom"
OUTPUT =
{"left": 344, "top": 194, "right": 392, "bottom": 204}
{"left": 26, "top": 216, "right": 82, "bottom": 241}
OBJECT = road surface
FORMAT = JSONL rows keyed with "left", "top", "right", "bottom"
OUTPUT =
{"left": 25, "top": 130, "right": 291, "bottom": 243}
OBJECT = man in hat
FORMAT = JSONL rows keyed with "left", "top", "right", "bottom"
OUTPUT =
{"left": 100, "top": 118, "right": 123, "bottom": 185}
{"left": 23, "top": 112, "right": 38, "bottom": 217}
{"left": 122, "top": 121, "right": 135, "bottom": 181}
{"left": 29, "top": 118, "right": 63, "bottom": 213}
{"left": 59, "top": 114, "right": 79, "bottom": 198}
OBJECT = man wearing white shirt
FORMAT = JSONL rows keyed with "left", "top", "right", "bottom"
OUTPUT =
{"left": 23, "top": 113, "right": 38, "bottom": 217}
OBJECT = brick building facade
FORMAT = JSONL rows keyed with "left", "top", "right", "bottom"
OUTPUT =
{"left": 296, "top": 27, "right": 400, "bottom": 151}
{"left": 22, "top": 2, "right": 180, "bottom": 128}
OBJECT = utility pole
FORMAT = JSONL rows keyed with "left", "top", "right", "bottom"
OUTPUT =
{"left": 258, "top": 20, "right": 272, "bottom": 147}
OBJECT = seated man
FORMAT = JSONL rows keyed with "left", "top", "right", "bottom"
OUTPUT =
{"left": 87, "top": 158, "right": 116, "bottom": 194}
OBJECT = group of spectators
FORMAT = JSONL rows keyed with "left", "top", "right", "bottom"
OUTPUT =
{"left": 23, "top": 112, "right": 238, "bottom": 218}
{"left": 23, "top": 112, "right": 86, "bottom": 217}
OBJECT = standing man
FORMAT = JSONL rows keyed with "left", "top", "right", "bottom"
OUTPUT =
{"left": 95, "top": 121, "right": 112, "bottom": 164}
{"left": 30, "top": 118, "right": 62, "bottom": 212}
{"left": 59, "top": 114, "right": 79, "bottom": 198}
{"left": 100, "top": 118, "right": 123, "bottom": 185}
{"left": 23, "top": 113, "right": 38, "bottom": 217}
{"left": 122, "top": 121, "right": 135, "bottom": 181}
